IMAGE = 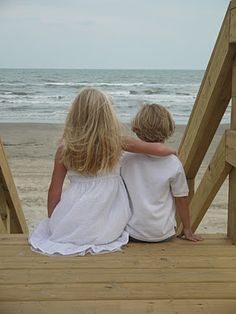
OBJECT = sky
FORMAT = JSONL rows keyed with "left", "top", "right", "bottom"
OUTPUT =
{"left": 0, "top": 0, "right": 230, "bottom": 69}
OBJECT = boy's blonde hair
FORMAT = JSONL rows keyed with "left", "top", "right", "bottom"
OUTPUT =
{"left": 61, "top": 87, "right": 122, "bottom": 175}
{"left": 132, "top": 103, "right": 175, "bottom": 142}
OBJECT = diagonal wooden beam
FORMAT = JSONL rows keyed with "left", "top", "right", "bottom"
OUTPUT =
{"left": 178, "top": 133, "right": 232, "bottom": 233}
{"left": 0, "top": 139, "right": 28, "bottom": 234}
{"left": 179, "top": 4, "right": 236, "bottom": 179}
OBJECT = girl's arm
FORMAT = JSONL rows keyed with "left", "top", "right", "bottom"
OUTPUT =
{"left": 122, "top": 136, "right": 176, "bottom": 156}
{"left": 47, "top": 147, "right": 67, "bottom": 218}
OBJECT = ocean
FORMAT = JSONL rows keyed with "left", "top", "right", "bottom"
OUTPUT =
{"left": 0, "top": 68, "right": 231, "bottom": 124}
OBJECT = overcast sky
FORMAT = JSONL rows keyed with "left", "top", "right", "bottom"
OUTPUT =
{"left": 0, "top": 0, "right": 230, "bottom": 69}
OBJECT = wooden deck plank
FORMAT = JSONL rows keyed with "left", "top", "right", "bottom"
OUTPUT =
{"left": 1, "top": 300, "right": 236, "bottom": 314}
{"left": 1, "top": 255, "right": 236, "bottom": 269}
{"left": 1, "top": 283, "right": 236, "bottom": 301}
{"left": 1, "top": 268, "right": 236, "bottom": 284}
{"left": 1, "top": 235, "right": 236, "bottom": 311}
{"left": 0, "top": 233, "right": 230, "bottom": 244}
{"left": 1, "top": 243, "right": 236, "bottom": 257}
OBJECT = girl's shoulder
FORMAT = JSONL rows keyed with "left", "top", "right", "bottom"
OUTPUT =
{"left": 54, "top": 144, "right": 64, "bottom": 160}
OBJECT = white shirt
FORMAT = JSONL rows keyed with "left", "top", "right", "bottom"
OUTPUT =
{"left": 121, "top": 153, "right": 189, "bottom": 242}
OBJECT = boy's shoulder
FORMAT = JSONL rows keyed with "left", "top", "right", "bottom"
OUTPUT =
{"left": 121, "top": 152, "right": 144, "bottom": 164}
{"left": 122, "top": 152, "right": 182, "bottom": 166}
{"left": 166, "top": 154, "right": 182, "bottom": 164}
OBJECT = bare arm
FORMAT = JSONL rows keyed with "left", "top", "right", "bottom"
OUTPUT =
{"left": 122, "top": 136, "right": 176, "bottom": 156}
{"left": 175, "top": 196, "right": 203, "bottom": 242}
{"left": 47, "top": 147, "right": 67, "bottom": 218}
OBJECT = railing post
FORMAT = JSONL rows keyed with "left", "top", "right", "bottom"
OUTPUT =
{"left": 227, "top": 57, "right": 236, "bottom": 244}
{"left": 0, "top": 139, "right": 28, "bottom": 234}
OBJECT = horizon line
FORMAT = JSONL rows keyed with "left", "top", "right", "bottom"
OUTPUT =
{"left": 0, "top": 67, "right": 205, "bottom": 71}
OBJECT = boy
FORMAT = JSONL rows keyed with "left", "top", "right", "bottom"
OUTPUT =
{"left": 121, "top": 104, "right": 202, "bottom": 242}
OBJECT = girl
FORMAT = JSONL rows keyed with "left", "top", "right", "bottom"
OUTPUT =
{"left": 29, "top": 88, "right": 175, "bottom": 256}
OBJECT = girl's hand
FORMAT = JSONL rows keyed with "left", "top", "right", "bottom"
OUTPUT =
{"left": 178, "top": 228, "right": 203, "bottom": 242}
{"left": 122, "top": 136, "right": 176, "bottom": 156}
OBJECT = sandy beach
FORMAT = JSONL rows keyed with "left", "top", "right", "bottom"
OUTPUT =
{"left": 0, "top": 122, "right": 229, "bottom": 234}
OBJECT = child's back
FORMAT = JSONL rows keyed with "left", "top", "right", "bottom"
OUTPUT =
{"left": 31, "top": 166, "right": 131, "bottom": 256}
{"left": 121, "top": 103, "right": 202, "bottom": 243}
{"left": 29, "top": 88, "right": 131, "bottom": 256}
{"left": 121, "top": 152, "right": 188, "bottom": 242}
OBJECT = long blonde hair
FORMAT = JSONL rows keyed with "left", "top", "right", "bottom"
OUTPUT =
{"left": 132, "top": 103, "right": 175, "bottom": 142}
{"left": 61, "top": 87, "right": 122, "bottom": 175}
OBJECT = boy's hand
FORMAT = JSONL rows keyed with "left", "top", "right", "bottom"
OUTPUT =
{"left": 178, "top": 228, "right": 203, "bottom": 242}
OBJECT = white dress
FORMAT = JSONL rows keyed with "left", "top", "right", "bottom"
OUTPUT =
{"left": 29, "top": 168, "right": 131, "bottom": 256}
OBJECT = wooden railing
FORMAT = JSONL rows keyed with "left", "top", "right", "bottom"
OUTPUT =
{"left": 0, "top": 139, "right": 28, "bottom": 234}
{"left": 177, "top": 0, "right": 236, "bottom": 244}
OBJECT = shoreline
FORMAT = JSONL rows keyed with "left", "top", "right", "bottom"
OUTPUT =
{"left": 0, "top": 122, "right": 230, "bottom": 234}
